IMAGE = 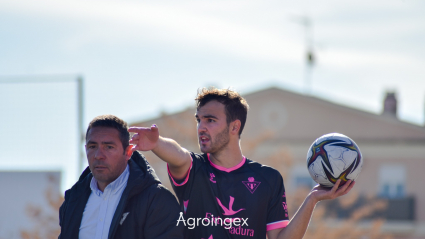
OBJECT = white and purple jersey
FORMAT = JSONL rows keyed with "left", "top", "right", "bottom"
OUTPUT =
{"left": 168, "top": 152, "right": 289, "bottom": 239}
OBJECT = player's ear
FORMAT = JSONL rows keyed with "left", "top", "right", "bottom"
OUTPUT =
{"left": 230, "top": 120, "right": 241, "bottom": 135}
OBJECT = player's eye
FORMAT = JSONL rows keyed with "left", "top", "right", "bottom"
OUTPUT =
{"left": 208, "top": 118, "right": 214, "bottom": 123}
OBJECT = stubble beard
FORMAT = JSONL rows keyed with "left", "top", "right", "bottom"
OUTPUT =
{"left": 200, "top": 125, "right": 230, "bottom": 154}
{"left": 90, "top": 157, "right": 127, "bottom": 187}
{"left": 91, "top": 165, "right": 114, "bottom": 186}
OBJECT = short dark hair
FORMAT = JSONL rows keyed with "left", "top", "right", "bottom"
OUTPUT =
{"left": 195, "top": 87, "right": 249, "bottom": 137}
{"left": 86, "top": 115, "right": 129, "bottom": 152}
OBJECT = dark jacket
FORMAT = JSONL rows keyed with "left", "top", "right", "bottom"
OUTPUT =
{"left": 58, "top": 152, "right": 183, "bottom": 239}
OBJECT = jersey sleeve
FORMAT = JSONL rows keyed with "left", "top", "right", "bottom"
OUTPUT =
{"left": 167, "top": 152, "right": 204, "bottom": 204}
{"left": 266, "top": 173, "right": 289, "bottom": 231}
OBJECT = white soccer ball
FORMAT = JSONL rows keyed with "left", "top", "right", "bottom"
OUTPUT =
{"left": 306, "top": 133, "right": 363, "bottom": 187}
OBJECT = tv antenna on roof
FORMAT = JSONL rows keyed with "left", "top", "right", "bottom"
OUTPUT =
{"left": 291, "top": 15, "right": 315, "bottom": 95}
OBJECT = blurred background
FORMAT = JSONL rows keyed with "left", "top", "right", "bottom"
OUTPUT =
{"left": 0, "top": 0, "right": 424, "bottom": 238}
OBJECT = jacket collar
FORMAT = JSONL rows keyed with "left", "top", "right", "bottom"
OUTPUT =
{"left": 76, "top": 151, "right": 161, "bottom": 196}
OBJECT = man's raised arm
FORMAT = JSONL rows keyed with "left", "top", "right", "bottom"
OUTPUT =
{"left": 128, "top": 125, "right": 192, "bottom": 180}
{"left": 267, "top": 179, "right": 355, "bottom": 239}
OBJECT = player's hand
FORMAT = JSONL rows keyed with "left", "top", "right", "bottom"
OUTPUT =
{"left": 128, "top": 125, "right": 160, "bottom": 151}
{"left": 309, "top": 179, "right": 355, "bottom": 203}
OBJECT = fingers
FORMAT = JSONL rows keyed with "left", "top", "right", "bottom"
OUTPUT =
{"left": 335, "top": 180, "right": 355, "bottom": 196}
{"left": 127, "top": 124, "right": 160, "bottom": 152}
{"left": 312, "top": 179, "right": 355, "bottom": 202}
{"left": 326, "top": 179, "right": 354, "bottom": 199}
{"left": 131, "top": 134, "right": 140, "bottom": 140}
{"left": 128, "top": 126, "right": 157, "bottom": 143}
{"left": 129, "top": 133, "right": 139, "bottom": 144}
{"left": 128, "top": 125, "right": 159, "bottom": 134}
{"left": 150, "top": 124, "right": 159, "bottom": 133}
{"left": 330, "top": 179, "right": 341, "bottom": 194}
{"left": 128, "top": 127, "right": 143, "bottom": 150}
{"left": 128, "top": 126, "right": 144, "bottom": 133}
{"left": 342, "top": 180, "right": 355, "bottom": 194}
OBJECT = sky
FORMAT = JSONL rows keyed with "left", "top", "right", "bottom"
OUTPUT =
{"left": 0, "top": 0, "right": 424, "bottom": 191}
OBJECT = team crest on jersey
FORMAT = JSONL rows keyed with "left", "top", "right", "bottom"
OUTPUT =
{"left": 242, "top": 177, "right": 261, "bottom": 194}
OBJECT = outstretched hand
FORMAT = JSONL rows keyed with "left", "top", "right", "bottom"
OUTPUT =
{"left": 310, "top": 179, "right": 355, "bottom": 204}
{"left": 128, "top": 125, "right": 160, "bottom": 152}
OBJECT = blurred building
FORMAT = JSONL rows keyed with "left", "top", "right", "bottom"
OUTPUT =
{"left": 0, "top": 171, "right": 62, "bottom": 239}
{"left": 131, "top": 87, "right": 425, "bottom": 239}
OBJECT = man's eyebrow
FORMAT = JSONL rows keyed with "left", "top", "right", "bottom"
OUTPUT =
{"left": 194, "top": 114, "right": 218, "bottom": 119}
{"left": 101, "top": 141, "right": 117, "bottom": 145}
{"left": 86, "top": 141, "right": 117, "bottom": 145}
{"left": 201, "top": 114, "right": 218, "bottom": 119}
{"left": 86, "top": 140, "right": 97, "bottom": 145}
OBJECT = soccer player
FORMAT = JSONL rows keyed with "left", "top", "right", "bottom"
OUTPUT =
{"left": 59, "top": 115, "right": 183, "bottom": 239}
{"left": 129, "top": 88, "right": 354, "bottom": 239}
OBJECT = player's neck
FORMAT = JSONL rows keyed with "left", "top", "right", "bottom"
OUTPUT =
{"left": 209, "top": 141, "right": 243, "bottom": 169}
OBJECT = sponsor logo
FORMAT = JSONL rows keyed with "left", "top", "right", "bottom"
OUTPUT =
{"left": 120, "top": 212, "right": 129, "bottom": 225}
{"left": 216, "top": 196, "right": 245, "bottom": 216}
{"left": 209, "top": 173, "right": 216, "bottom": 183}
{"left": 229, "top": 225, "right": 255, "bottom": 237}
{"left": 282, "top": 202, "right": 288, "bottom": 217}
{"left": 176, "top": 212, "right": 248, "bottom": 230}
{"left": 282, "top": 202, "right": 288, "bottom": 211}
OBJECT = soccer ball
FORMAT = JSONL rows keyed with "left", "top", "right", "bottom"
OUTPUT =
{"left": 306, "top": 133, "right": 363, "bottom": 187}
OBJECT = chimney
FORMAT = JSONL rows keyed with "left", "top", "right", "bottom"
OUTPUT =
{"left": 382, "top": 91, "right": 397, "bottom": 118}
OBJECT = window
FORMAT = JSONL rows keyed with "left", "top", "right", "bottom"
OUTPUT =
{"left": 378, "top": 165, "right": 406, "bottom": 198}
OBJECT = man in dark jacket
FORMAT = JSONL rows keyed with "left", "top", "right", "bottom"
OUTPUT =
{"left": 58, "top": 115, "right": 183, "bottom": 239}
